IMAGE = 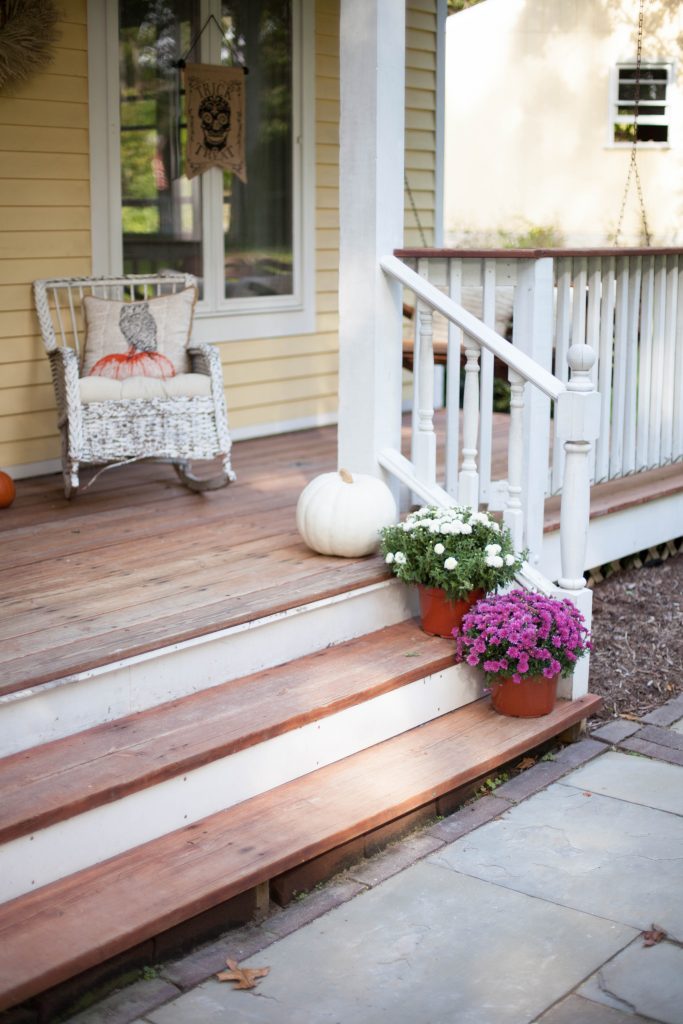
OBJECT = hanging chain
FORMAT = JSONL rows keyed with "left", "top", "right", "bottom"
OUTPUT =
{"left": 405, "top": 173, "right": 428, "bottom": 247}
{"left": 615, "top": 0, "right": 651, "bottom": 246}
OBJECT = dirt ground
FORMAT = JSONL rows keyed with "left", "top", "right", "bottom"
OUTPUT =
{"left": 588, "top": 552, "right": 683, "bottom": 724}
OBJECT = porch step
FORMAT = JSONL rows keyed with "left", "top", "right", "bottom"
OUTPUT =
{"left": 0, "top": 621, "right": 482, "bottom": 902}
{"left": 0, "top": 692, "right": 600, "bottom": 1012}
{"left": 0, "top": 576, "right": 414, "bottom": 758}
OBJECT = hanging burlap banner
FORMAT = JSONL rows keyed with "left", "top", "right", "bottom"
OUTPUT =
{"left": 184, "top": 64, "right": 247, "bottom": 182}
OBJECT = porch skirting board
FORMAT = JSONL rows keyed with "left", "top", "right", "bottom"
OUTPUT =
{"left": 540, "top": 489, "right": 683, "bottom": 582}
{"left": 0, "top": 580, "right": 414, "bottom": 758}
{"left": 0, "top": 663, "right": 483, "bottom": 902}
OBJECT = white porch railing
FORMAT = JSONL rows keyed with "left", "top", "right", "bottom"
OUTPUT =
{"left": 379, "top": 253, "right": 604, "bottom": 700}
{"left": 393, "top": 248, "right": 683, "bottom": 534}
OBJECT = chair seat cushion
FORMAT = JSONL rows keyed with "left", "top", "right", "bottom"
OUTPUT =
{"left": 79, "top": 373, "right": 212, "bottom": 403}
{"left": 81, "top": 287, "right": 197, "bottom": 378}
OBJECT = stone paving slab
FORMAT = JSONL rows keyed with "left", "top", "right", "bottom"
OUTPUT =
{"left": 429, "top": 782, "right": 683, "bottom": 940}
{"left": 533, "top": 992, "right": 660, "bottom": 1023}
{"left": 620, "top": 735, "right": 683, "bottom": 767}
{"left": 578, "top": 939, "right": 683, "bottom": 1024}
{"left": 492, "top": 738, "right": 604, "bottom": 804}
{"left": 672, "top": 717, "right": 683, "bottom": 735}
{"left": 558, "top": 750, "right": 683, "bottom": 815}
{"left": 67, "top": 977, "right": 180, "bottom": 1024}
{"left": 590, "top": 720, "right": 642, "bottom": 745}
{"left": 641, "top": 694, "right": 683, "bottom": 727}
{"left": 141, "top": 862, "right": 636, "bottom": 1024}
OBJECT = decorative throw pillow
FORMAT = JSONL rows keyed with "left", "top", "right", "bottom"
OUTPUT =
{"left": 81, "top": 287, "right": 197, "bottom": 380}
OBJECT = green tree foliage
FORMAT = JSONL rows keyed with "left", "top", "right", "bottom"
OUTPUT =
{"left": 448, "top": 0, "right": 486, "bottom": 13}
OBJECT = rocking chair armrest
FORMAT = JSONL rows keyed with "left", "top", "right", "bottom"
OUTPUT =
{"left": 48, "top": 348, "right": 83, "bottom": 428}
{"left": 187, "top": 343, "right": 224, "bottom": 389}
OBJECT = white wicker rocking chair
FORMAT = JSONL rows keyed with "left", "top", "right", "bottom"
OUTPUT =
{"left": 33, "top": 273, "right": 236, "bottom": 498}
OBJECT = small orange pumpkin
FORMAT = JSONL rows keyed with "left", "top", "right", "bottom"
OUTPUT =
{"left": 89, "top": 350, "right": 176, "bottom": 381}
{"left": 0, "top": 471, "right": 16, "bottom": 509}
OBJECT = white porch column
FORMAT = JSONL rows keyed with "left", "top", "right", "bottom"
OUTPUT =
{"left": 337, "top": 0, "right": 406, "bottom": 477}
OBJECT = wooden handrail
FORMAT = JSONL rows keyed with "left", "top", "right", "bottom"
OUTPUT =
{"left": 381, "top": 254, "right": 565, "bottom": 401}
{"left": 395, "top": 246, "right": 683, "bottom": 260}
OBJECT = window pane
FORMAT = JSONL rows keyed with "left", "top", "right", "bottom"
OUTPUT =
{"left": 618, "top": 82, "right": 666, "bottom": 102}
{"left": 220, "top": 1, "right": 293, "bottom": 299}
{"left": 614, "top": 122, "right": 668, "bottom": 143}
{"left": 119, "top": 1, "right": 203, "bottom": 283}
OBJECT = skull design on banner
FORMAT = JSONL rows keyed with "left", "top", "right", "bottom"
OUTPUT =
{"left": 185, "top": 64, "right": 246, "bottom": 182}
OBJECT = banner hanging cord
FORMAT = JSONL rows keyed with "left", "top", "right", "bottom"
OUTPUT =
{"left": 172, "top": 13, "right": 248, "bottom": 73}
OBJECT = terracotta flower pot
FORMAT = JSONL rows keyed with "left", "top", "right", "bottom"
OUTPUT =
{"left": 417, "top": 586, "right": 485, "bottom": 638}
{"left": 490, "top": 674, "right": 559, "bottom": 718}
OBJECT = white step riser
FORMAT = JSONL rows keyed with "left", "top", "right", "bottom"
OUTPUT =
{"left": 1, "top": 664, "right": 483, "bottom": 902}
{"left": 0, "top": 581, "right": 414, "bottom": 758}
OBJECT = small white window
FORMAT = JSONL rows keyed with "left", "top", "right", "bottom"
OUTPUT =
{"left": 611, "top": 62, "right": 672, "bottom": 146}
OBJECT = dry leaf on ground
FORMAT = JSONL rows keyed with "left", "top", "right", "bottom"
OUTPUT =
{"left": 642, "top": 924, "right": 667, "bottom": 947}
{"left": 217, "top": 958, "right": 270, "bottom": 989}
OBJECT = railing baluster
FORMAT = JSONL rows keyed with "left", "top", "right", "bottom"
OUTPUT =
{"left": 478, "top": 259, "right": 496, "bottom": 505}
{"left": 649, "top": 254, "right": 667, "bottom": 467}
{"left": 585, "top": 256, "right": 602, "bottom": 483}
{"left": 660, "top": 255, "right": 678, "bottom": 463}
{"left": 610, "top": 256, "right": 629, "bottom": 477}
{"left": 504, "top": 369, "right": 525, "bottom": 553}
{"left": 551, "top": 258, "right": 572, "bottom": 493}
{"left": 622, "top": 255, "right": 642, "bottom": 475}
{"left": 636, "top": 254, "right": 654, "bottom": 470}
{"left": 674, "top": 255, "right": 683, "bottom": 462}
{"left": 595, "top": 256, "right": 616, "bottom": 482}
{"left": 445, "top": 258, "right": 463, "bottom": 497}
{"left": 458, "top": 336, "right": 480, "bottom": 508}
{"left": 414, "top": 298, "right": 437, "bottom": 491}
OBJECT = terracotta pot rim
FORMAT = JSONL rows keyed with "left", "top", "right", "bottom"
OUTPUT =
{"left": 490, "top": 673, "right": 560, "bottom": 686}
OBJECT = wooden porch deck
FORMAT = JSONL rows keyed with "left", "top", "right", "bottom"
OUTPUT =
{"left": 1, "top": 417, "right": 681, "bottom": 696}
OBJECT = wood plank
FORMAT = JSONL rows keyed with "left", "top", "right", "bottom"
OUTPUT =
{"left": 0, "top": 560, "right": 388, "bottom": 694}
{"left": 0, "top": 693, "right": 601, "bottom": 1010}
{"left": 1, "top": 422, "right": 679, "bottom": 695}
{"left": 0, "top": 622, "right": 455, "bottom": 843}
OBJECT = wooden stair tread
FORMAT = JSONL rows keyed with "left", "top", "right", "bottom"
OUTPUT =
{"left": 0, "top": 693, "right": 600, "bottom": 1009}
{"left": 0, "top": 621, "right": 455, "bottom": 844}
{"left": 0, "top": 559, "right": 389, "bottom": 696}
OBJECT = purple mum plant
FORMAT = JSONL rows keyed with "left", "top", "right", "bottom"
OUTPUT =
{"left": 454, "top": 588, "right": 591, "bottom": 685}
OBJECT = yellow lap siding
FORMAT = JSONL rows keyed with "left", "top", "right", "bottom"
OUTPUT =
{"left": 0, "top": 0, "right": 441, "bottom": 471}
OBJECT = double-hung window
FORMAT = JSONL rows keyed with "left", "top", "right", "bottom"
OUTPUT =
{"left": 89, "top": 0, "right": 315, "bottom": 342}
{"left": 611, "top": 62, "right": 672, "bottom": 146}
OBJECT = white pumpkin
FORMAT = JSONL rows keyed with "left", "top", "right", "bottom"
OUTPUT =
{"left": 296, "top": 468, "right": 397, "bottom": 557}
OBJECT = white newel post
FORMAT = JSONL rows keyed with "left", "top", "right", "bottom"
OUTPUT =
{"left": 336, "top": 0, "right": 405, "bottom": 479}
{"left": 555, "top": 345, "right": 601, "bottom": 698}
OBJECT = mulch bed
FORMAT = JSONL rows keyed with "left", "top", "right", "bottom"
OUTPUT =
{"left": 588, "top": 553, "right": 683, "bottom": 723}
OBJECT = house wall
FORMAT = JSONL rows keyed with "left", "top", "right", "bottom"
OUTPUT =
{"left": 0, "top": 0, "right": 440, "bottom": 477}
{"left": 444, "top": 0, "right": 683, "bottom": 247}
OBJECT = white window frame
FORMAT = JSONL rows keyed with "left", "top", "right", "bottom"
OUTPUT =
{"left": 87, "top": 0, "right": 316, "bottom": 342}
{"left": 608, "top": 60, "right": 673, "bottom": 149}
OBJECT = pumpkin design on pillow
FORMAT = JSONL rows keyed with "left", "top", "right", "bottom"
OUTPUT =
{"left": 88, "top": 303, "right": 176, "bottom": 380}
